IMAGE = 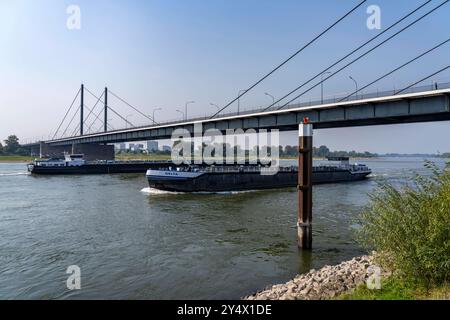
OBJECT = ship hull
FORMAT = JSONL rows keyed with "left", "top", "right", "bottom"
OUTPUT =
{"left": 146, "top": 169, "right": 371, "bottom": 192}
{"left": 28, "top": 162, "right": 175, "bottom": 175}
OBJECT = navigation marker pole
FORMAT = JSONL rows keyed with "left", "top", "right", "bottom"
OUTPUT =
{"left": 298, "top": 118, "right": 313, "bottom": 249}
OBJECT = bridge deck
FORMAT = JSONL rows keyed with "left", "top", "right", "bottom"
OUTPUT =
{"left": 24, "top": 87, "right": 450, "bottom": 147}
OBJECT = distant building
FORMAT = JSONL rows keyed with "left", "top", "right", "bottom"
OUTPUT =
{"left": 129, "top": 143, "right": 135, "bottom": 151}
{"left": 134, "top": 144, "right": 144, "bottom": 152}
{"left": 162, "top": 145, "right": 171, "bottom": 152}
{"left": 119, "top": 143, "right": 126, "bottom": 151}
{"left": 147, "top": 141, "right": 158, "bottom": 152}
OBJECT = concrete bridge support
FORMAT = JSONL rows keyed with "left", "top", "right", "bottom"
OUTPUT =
{"left": 39, "top": 142, "right": 70, "bottom": 158}
{"left": 39, "top": 142, "right": 115, "bottom": 161}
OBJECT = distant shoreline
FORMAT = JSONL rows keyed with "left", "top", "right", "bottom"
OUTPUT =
{"left": 280, "top": 156, "right": 378, "bottom": 161}
{"left": 1, "top": 154, "right": 445, "bottom": 164}
{"left": 0, "top": 156, "right": 32, "bottom": 163}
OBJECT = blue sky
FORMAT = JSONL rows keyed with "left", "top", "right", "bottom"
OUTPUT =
{"left": 0, "top": 0, "right": 449, "bottom": 153}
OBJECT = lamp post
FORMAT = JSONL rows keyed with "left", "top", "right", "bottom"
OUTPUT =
{"left": 264, "top": 92, "right": 275, "bottom": 109}
{"left": 432, "top": 80, "right": 438, "bottom": 90}
{"left": 349, "top": 76, "right": 358, "bottom": 100}
{"left": 238, "top": 89, "right": 246, "bottom": 115}
{"left": 152, "top": 107, "right": 162, "bottom": 124}
{"left": 185, "top": 101, "right": 195, "bottom": 121}
{"left": 176, "top": 109, "right": 185, "bottom": 120}
{"left": 125, "top": 114, "right": 133, "bottom": 129}
{"left": 210, "top": 103, "right": 220, "bottom": 112}
{"left": 321, "top": 72, "right": 331, "bottom": 104}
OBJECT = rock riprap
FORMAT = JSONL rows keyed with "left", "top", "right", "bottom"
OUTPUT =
{"left": 245, "top": 255, "right": 379, "bottom": 300}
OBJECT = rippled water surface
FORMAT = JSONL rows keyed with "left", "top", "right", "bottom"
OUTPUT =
{"left": 0, "top": 158, "right": 445, "bottom": 299}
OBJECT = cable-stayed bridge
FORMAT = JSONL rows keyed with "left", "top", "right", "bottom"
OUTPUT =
{"left": 23, "top": 83, "right": 450, "bottom": 157}
{"left": 21, "top": 0, "right": 450, "bottom": 159}
{"left": 18, "top": 0, "right": 450, "bottom": 249}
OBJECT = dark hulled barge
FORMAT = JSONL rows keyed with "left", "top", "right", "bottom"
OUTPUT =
{"left": 146, "top": 157, "right": 372, "bottom": 192}
{"left": 27, "top": 153, "right": 174, "bottom": 175}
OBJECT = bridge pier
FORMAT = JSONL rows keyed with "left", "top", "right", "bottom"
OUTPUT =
{"left": 39, "top": 142, "right": 70, "bottom": 158}
{"left": 297, "top": 120, "right": 313, "bottom": 250}
{"left": 39, "top": 142, "right": 115, "bottom": 161}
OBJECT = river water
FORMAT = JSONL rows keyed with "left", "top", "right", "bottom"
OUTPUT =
{"left": 0, "top": 157, "right": 445, "bottom": 299}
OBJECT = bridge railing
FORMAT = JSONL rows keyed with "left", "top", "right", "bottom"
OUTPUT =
{"left": 243, "top": 81, "right": 450, "bottom": 113}
{"left": 283, "top": 81, "right": 450, "bottom": 110}
{"left": 157, "top": 81, "right": 450, "bottom": 124}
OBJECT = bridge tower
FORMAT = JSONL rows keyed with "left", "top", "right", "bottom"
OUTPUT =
{"left": 80, "top": 84, "right": 84, "bottom": 136}
{"left": 104, "top": 87, "right": 108, "bottom": 132}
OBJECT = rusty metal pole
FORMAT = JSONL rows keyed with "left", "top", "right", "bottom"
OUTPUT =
{"left": 298, "top": 120, "right": 313, "bottom": 249}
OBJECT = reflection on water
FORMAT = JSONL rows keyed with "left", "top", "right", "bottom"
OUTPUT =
{"left": 0, "top": 158, "right": 445, "bottom": 299}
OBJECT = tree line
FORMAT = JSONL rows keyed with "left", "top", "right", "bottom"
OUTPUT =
{"left": 0, "top": 135, "right": 29, "bottom": 156}
{"left": 0, "top": 135, "right": 379, "bottom": 159}
{"left": 170, "top": 141, "right": 378, "bottom": 159}
{"left": 284, "top": 145, "right": 378, "bottom": 158}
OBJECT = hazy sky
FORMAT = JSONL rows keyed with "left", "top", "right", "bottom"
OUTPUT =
{"left": 0, "top": 0, "right": 449, "bottom": 153}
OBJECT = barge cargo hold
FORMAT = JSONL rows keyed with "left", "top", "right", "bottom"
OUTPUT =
{"left": 146, "top": 158, "right": 372, "bottom": 192}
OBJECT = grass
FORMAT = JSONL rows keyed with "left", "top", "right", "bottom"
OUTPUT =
{"left": 0, "top": 155, "right": 33, "bottom": 162}
{"left": 338, "top": 277, "right": 449, "bottom": 300}
{"left": 346, "top": 161, "right": 450, "bottom": 300}
{"left": 115, "top": 154, "right": 374, "bottom": 162}
{"left": 115, "top": 153, "right": 171, "bottom": 161}
{"left": 356, "top": 161, "right": 449, "bottom": 287}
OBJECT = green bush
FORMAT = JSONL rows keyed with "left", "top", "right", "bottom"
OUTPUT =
{"left": 357, "top": 161, "right": 450, "bottom": 287}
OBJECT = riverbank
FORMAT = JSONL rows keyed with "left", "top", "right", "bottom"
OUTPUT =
{"left": 339, "top": 277, "right": 449, "bottom": 300}
{"left": 281, "top": 156, "right": 379, "bottom": 161}
{"left": 116, "top": 153, "right": 378, "bottom": 162}
{"left": 115, "top": 153, "right": 171, "bottom": 161}
{"left": 244, "top": 255, "right": 449, "bottom": 300}
{"left": 0, "top": 156, "right": 32, "bottom": 163}
{"left": 244, "top": 255, "right": 385, "bottom": 300}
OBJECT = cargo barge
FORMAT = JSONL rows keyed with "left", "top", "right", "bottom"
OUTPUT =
{"left": 27, "top": 153, "right": 174, "bottom": 175}
{"left": 145, "top": 158, "right": 372, "bottom": 192}
{"left": 26, "top": 153, "right": 264, "bottom": 175}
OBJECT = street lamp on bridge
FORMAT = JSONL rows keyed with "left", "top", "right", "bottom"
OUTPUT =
{"left": 185, "top": 101, "right": 195, "bottom": 121}
{"left": 237, "top": 89, "right": 246, "bottom": 115}
{"left": 210, "top": 103, "right": 221, "bottom": 112}
{"left": 176, "top": 109, "right": 185, "bottom": 120}
{"left": 152, "top": 107, "right": 162, "bottom": 124}
{"left": 264, "top": 92, "right": 275, "bottom": 109}
{"left": 349, "top": 76, "right": 358, "bottom": 100}
{"left": 321, "top": 72, "right": 332, "bottom": 104}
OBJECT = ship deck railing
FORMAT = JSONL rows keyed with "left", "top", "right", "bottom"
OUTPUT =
{"left": 158, "top": 164, "right": 370, "bottom": 174}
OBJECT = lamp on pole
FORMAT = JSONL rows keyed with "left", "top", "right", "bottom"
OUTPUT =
{"left": 349, "top": 76, "right": 358, "bottom": 100}
{"left": 176, "top": 109, "right": 185, "bottom": 120}
{"left": 125, "top": 114, "right": 133, "bottom": 129}
{"left": 432, "top": 79, "right": 438, "bottom": 90}
{"left": 264, "top": 92, "right": 275, "bottom": 109}
{"left": 185, "top": 101, "right": 195, "bottom": 121}
{"left": 210, "top": 103, "right": 220, "bottom": 112}
{"left": 320, "top": 72, "right": 331, "bottom": 104}
{"left": 237, "top": 89, "right": 246, "bottom": 115}
{"left": 152, "top": 107, "right": 162, "bottom": 124}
